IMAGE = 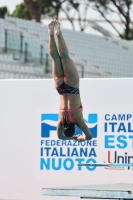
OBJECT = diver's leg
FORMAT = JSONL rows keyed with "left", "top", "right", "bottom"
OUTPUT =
{"left": 55, "top": 20, "right": 79, "bottom": 88}
{"left": 48, "top": 20, "right": 63, "bottom": 87}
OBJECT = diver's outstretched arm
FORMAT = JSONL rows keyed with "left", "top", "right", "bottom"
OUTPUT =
{"left": 76, "top": 120, "right": 92, "bottom": 140}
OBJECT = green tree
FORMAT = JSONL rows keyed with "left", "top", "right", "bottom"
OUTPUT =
{"left": 11, "top": 3, "right": 31, "bottom": 20}
{"left": 43, "top": 0, "right": 76, "bottom": 29}
{"left": 41, "top": 1, "right": 57, "bottom": 18}
{"left": 0, "top": 6, "right": 9, "bottom": 17}
{"left": 66, "top": 0, "right": 90, "bottom": 31}
{"left": 24, "top": 0, "right": 41, "bottom": 22}
{"left": 11, "top": 0, "right": 79, "bottom": 27}
{"left": 42, "top": 0, "right": 66, "bottom": 19}
{"left": 23, "top": 0, "right": 67, "bottom": 22}
{"left": 11, "top": 0, "right": 90, "bottom": 31}
{"left": 122, "top": 27, "right": 133, "bottom": 40}
{"left": 11, "top": 0, "right": 58, "bottom": 22}
{"left": 41, "top": 0, "right": 90, "bottom": 31}
{"left": 87, "top": 0, "right": 133, "bottom": 40}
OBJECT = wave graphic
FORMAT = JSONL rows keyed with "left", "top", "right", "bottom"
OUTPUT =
{"left": 42, "top": 120, "right": 57, "bottom": 127}
{"left": 85, "top": 122, "right": 97, "bottom": 128}
{"left": 41, "top": 119, "right": 97, "bottom": 138}
{"left": 42, "top": 120, "right": 97, "bottom": 128}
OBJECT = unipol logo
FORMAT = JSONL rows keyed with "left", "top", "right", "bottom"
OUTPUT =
{"left": 41, "top": 113, "right": 98, "bottom": 138}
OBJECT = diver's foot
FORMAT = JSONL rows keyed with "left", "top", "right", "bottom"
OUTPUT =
{"left": 48, "top": 20, "right": 55, "bottom": 35}
{"left": 54, "top": 20, "right": 61, "bottom": 36}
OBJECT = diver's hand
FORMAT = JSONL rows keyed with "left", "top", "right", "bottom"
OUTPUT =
{"left": 73, "top": 135, "right": 81, "bottom": 140}
{"left": 76, "top": 135, "right": 86, "bottom": 141}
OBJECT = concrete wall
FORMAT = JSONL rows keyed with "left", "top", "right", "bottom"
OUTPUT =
{"left": 0, "top": 78, "right": 133, "bottom": 200}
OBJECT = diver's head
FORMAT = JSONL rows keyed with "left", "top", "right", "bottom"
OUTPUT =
{"left": 63, "top": 116, "right": 76, "bottom": 137}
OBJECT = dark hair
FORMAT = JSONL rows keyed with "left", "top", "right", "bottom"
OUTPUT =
{"left": 63, "top": 116, "right": 75, "bottom": 137}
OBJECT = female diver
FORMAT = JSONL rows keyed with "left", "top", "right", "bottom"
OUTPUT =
{"left": 48, "top": 19, "right": 92, "bottom": 142}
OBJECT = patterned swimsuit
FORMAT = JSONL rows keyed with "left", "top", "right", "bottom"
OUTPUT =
{"left": 56, "top": 81, "right": 79, "bottom": 95}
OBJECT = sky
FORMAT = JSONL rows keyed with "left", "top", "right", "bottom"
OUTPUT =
{"left": 0, "top": 0, "right": 22, "bottom": 13}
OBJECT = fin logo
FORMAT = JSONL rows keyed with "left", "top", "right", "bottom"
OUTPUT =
{"left": 41, "top": 113, "right": 98, "bottom": 138}
{"left": 85, "top": 114, "right": 98, "bottom": 138}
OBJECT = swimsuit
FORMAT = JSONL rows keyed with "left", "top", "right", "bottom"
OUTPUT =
{"left": 56, "top": 81, "right": 79, "bottom": 95}
{"left": 60, "top": 105, "right": 83, "bottom": 123}
{"left": 57, "top": 82, "right": 82, "bottom": 122}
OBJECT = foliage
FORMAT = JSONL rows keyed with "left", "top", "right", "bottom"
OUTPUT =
{"left": 122, "top": 27, "right": 133, "bottom": 40}
{"left": 11, "top": 3, "right": 31, "bottom": 20}
{"left": 67, "top": 0, "right": 90, "bottom": 31}
{"left": 23, "top": 0, "right": 41, "bottom": 22}
{"left": 0, "top": 6, "right": 9, "bottom": 17}
{"left": 10, "top": 0, "right": 133, "bottom": 39}
{"left": 11, "top": 0, "right": 58, "bottom": 22}
{"left": 11, "top": 0, "right": 89, "bottom": 31}
{"left": 41, "top": 1, "right": 57, "bottom": 18}
{"left": 41, "top": 0, "right": 66, "bottom": 19}
{"left": 88, "top": 0, "right": 133, "bottom": 40}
